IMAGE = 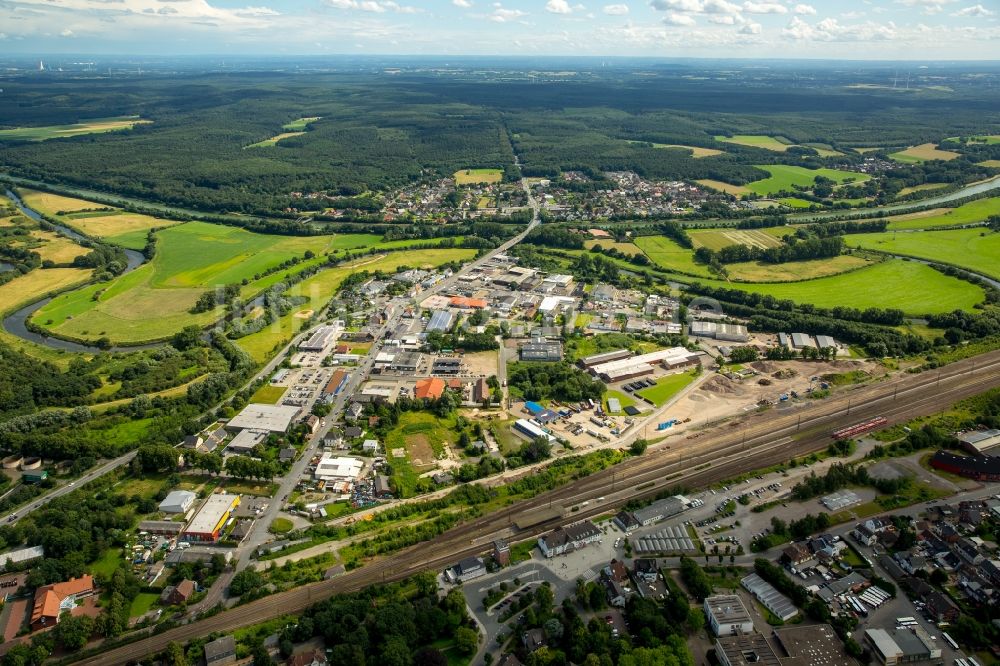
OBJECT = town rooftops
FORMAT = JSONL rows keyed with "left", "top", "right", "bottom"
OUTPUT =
{"left": 415, "top": 377, "right": 446, "bottom": 400}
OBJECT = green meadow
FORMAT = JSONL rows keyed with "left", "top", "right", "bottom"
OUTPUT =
{"left": 850, "top": 228, "right": 1000, "bottom": 281}
{"left": 746, "top": 165, "right": 869, "bottom": 196}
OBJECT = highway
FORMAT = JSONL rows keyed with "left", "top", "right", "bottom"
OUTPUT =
{"left": 74, "top": 348, "right": 1000, "bottom": 665}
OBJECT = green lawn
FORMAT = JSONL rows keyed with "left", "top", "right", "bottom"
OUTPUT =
{"left": 695, "top": 259, "right": 984, "bottom": 315}
{"left": 745, "top": 165, "right": 869, "bottom": 196}
{"left": 454, "top": 168, "right": 503, "bottom": 185}
{"left": 269, "top": 517, "right": 294, "bottom": 534}
{"left": 251, "top": 384, "right": 287, "bottom": 404}
{"left": 282, "top": 116, "right": 321, "bottom": 131}
{"left": 850, "top": 228, "right": 1000, "bottom": 281}
{"left": 33, "top": 221, "right": 336, "bottom": 344}
{"left": 778, "top": 197, "right": 816, "bottom": 209}
{"left": 604, "top": 390, "right": 636, "bottom": 414}
{"left": 635, "top": 371, "right": 699, "bottom": 407}
{"left": 129, "top": 592, "right": 160, "bottom": 618}
{"left": 633, "top": 235, "right": 713, "bottom": 277}
{"left": 885, "top": 197, "right": 1000, "bottom": 230}
{"left": 90, "top": 548, "right": 124, "bottom": 578}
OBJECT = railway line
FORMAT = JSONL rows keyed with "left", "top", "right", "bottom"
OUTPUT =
{"left": 76, "top": 350, "right": 1000, "bottom": 665}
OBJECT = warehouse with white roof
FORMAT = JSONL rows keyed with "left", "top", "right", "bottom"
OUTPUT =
{"left": 226, "top": 404, "right": 300, "bottom": 433}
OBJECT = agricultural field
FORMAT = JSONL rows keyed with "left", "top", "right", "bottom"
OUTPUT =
{"left": 978, "top": 160, "right": 1000, "bottom": 168}
{"left": 0, "top": 116, "right": 149, "bottom": 142}
{"left": 726, "top": 254, "right": 871, "bottom": 282}
{"left": 245, "top": 132, "right": 305, "bottom": 149}
{"left": 897, "top": 183, "right": 949, "bottom": 197}
{"left": 713, "top": 135, "right": 792, "bottom": 152}
{"left": 19, "top": 189, "right": 96, "bottom": 215}
{"left": 885, "top": 197, "right": 1000, "bottom": 230}
{"left": 27, "top": 230, "right": 89, "bottom": 264}
{"left": 583, "top": 239, "right": 642, "bottom": 255}
{"left": 627, "top": 141, "right": 722, "bottom": 158}
{"left": 889, "top": 143, "right": 961, "bottom": 163}
{"left": 778, "top": 197, "right": 815, "bottom": 209}
{"left": 453, "top": 168, "right": 503, "bottom": 185}
{"left": 688, "top": 228, "right": 782, "bottom": 251}
{"left": 849, "top": 228, "right": 1000, "bottom": 281}
{"left": 0, "top": 267, "right": 93, "bottom": 314}
{"left": 713, "top": 259, "right": 984, "bottom": 315}
{"left": 695, "top": 179, "right": 750, "bottom": 196}
{"left": 948, "top": 135, "right": 1000, "bottom": 145}
{"left": 745, "top": 165, "right": 869, "bottom": 196}
{"left": 802, "top": 143, "right": 841, "bottom": 157}
{"left": 32, "top": 221, "right": 338, "bottom": 344}
{"left": 635, "top": 370, "right": 698, "bottom": 407}
{"left": 18, "top": 188, "right": 181, "bottom": 249}
{"left": 236, "top": 248, "right": 476, "bottom": 361}
{"left": 633, "top": 235, "right": 713, "bottom": 277}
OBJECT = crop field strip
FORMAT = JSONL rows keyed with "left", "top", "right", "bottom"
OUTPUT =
{"left": 688, "top": 228, "right": 783, "bottom": 251}
{"left": 889, "top": 143, "right": 961, "bottom": 163}
{"left": 626, "top": 141, "right": 723, "bottom": 158}
{"left": 0, "top": 116, "right": 149, "bottom": 142}
{"left": 453, "top": 168, "right": 503, "bottom": 185}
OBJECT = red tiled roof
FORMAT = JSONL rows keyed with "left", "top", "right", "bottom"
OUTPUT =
{"left": 414, "top": 377, "right": 446, "bottom": 400}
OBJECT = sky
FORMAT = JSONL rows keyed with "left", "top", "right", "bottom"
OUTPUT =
{"left": 0, "top": 0, "right": 998, "bottom": 59}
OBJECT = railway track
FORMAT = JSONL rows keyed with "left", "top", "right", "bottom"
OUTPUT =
{"left": 77, "top": 350, "right": 1000, "bottom": 665}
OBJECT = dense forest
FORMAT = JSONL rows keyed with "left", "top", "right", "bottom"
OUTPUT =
{"left": 2, "top": 63, "right": 1000, "bottom": 213}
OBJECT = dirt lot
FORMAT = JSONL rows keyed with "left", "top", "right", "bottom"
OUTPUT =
{"left": 634, "top": 358, "right": 878, "bottom": 442}
{"left": 462, "top": 350, "right": 499, "bottom": 377}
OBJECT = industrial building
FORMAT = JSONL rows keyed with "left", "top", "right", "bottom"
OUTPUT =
{"left": 431, "top": 358, "right": 462, "bottom": 375}
{"left": 538, "top": 295, "right": 575, "bottom": 313}
{"left": 226, "top": 429, "right": 267, "bottom": 454}
{"left": 0, "top": 545, "right": 44, "bottom": 569}
{"left": 614, "top": 496, "right": 686, "bottom": 529}
{"left": 513, "top": 418, "right": 556, "bottom": 442}
{"left": 322, "top": 369, "right": 350, "bottom": 396}
{"left": 930, "top": 450, "right": 1000, "bottom": 482}
{"left": 314, "top": 454, "right": 364, "bottom": 485}
{"left": 158, "top": 490, "right": 197, "bottom": 515}
{"left": 578, "top": 349, "right": 631, "bottom": 369}
{"left": 449, "top": 296, "right": 487, "bottom": 309}
{"left": 519, "top": 339, "right": 563, "bottom": 362}
{"left": 689, "top": 321, "right": 749, "bottom": 343}
{"left": 184, "top": 494, "right": 240, "bottom": 542}
{"left": 415, "top": 377, "right": 446, "bottom": 400}
{"left": 815, "top": 335, "right": 837, "bottom": 350}
{"left": 714, "top": 633, "right": 780, "bottom": 666}
{"left": 299, "top": 325, "right": 339, "bottom": 352}
{"left": 864, "top": 628, "right": 941, "bottom": 666}
{"left": 704, "top": 594, "right": 754, "bottom": 636}
{"left": 226, "top": 403, "right": 300, "bottom": 434}
{"left": 426, "top": 310, "right": 454, "bottom": 333}
{"left": 957, "top": 429, "right": 1000, "bottom": 454}
{"left": 741, "top": 573, "right": 799, "bottom": 621}
{"left": 389, "top": 351, "right": 422, "bottom": 373}
{"left": 588, "top": 347, "right": 701, "bottom": 383}
{"left": 790, "top": 332, "right": 815, "bottom": 349}
{"left": 771, "top": 624, "right": 857, "bottom": 666}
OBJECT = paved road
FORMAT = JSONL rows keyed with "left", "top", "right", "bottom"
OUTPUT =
{"left": 5, "top": 451, "right": 137, "bottom": 525}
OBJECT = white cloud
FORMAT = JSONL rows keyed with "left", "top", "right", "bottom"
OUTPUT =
{"left": 663, "top": 11, "right": 696, "bottom": 24}
{"left": 743, "top": 1, "right": 786, "bottom": 14}
{"left": 895, "top": 0, "right": 958, "bottom": 15}
{"left": 708, "top": 14, "right": 737, "bottom": 23}
{"left": 235, "top": 6, "right": 279, "bottom": 16}
{"left": 953, "top": 4, "right": 994, "bottom": 16}
{"left": 650, "top": 0, "right": 740, "bottom": 14}
{"left": 739, "top": 21, "right": 761, "bottom": 33}
{"left": 60, "top": 28, "right": 74, "bottom": 36}
{"left": 841, "top": 10, "right": 866, "bottom": 19}
{"left": 325, "top": 0, "right": 420, "bottom": 12}
{"left": 546, "top": 0, "right": 573, "bottom": 13}
{"left": 490, "top": 6, "right": 527, "bottom": 21}
{"left": 782, "top": 16, "right": 898, "bottom": 41}
{"left": 603, "top": 3, "right": 629, "bottom": 14}
{"left": 793, "top": 3, "right": 815, "bottom": 15}
{"left": 453, "top": 0, "right": 473, "bottom": 6}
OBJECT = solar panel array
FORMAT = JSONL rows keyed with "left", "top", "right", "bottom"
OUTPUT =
{"left": 632, "top": 524, "right": 696, "bottom": 554}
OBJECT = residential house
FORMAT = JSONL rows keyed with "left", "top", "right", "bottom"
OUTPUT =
{"left": 205, "top": 635, "right": 237, "bottom": 666}
{"left": 924, "top": 591, "right": 961, "bottom": 623}
{"left": 159, "top": 579, "right": 195, "bottom": 606}
{"left": 287, "top": 648, "right": 328, "bottom": 666}
{"left": 633, "top": 559, "right": 658, "bottom": 583}
{"left": 30, "top": 575, "right": 95, "bottom": 631}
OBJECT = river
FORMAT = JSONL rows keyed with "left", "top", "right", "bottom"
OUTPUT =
{"left": 790, "top": 175, "right": 1000, "bottom": 222}
{"left": 2, "top": 190, "right": 157, "bottom": 353}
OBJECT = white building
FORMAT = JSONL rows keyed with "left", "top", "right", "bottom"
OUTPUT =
{"left": 159, "top": 490, "right": 197, "bottom": 515}
{"left": 703, "top": 595, "right": 754, "bottom": 636}
{"left": 226, "top": 404, "right": 300, "bottom": 433}
{"left": 226, "top": 429, "right": 267, "bottom": 454}
{"left": 314, "top": 455, "right": 364, "bottom": 484}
